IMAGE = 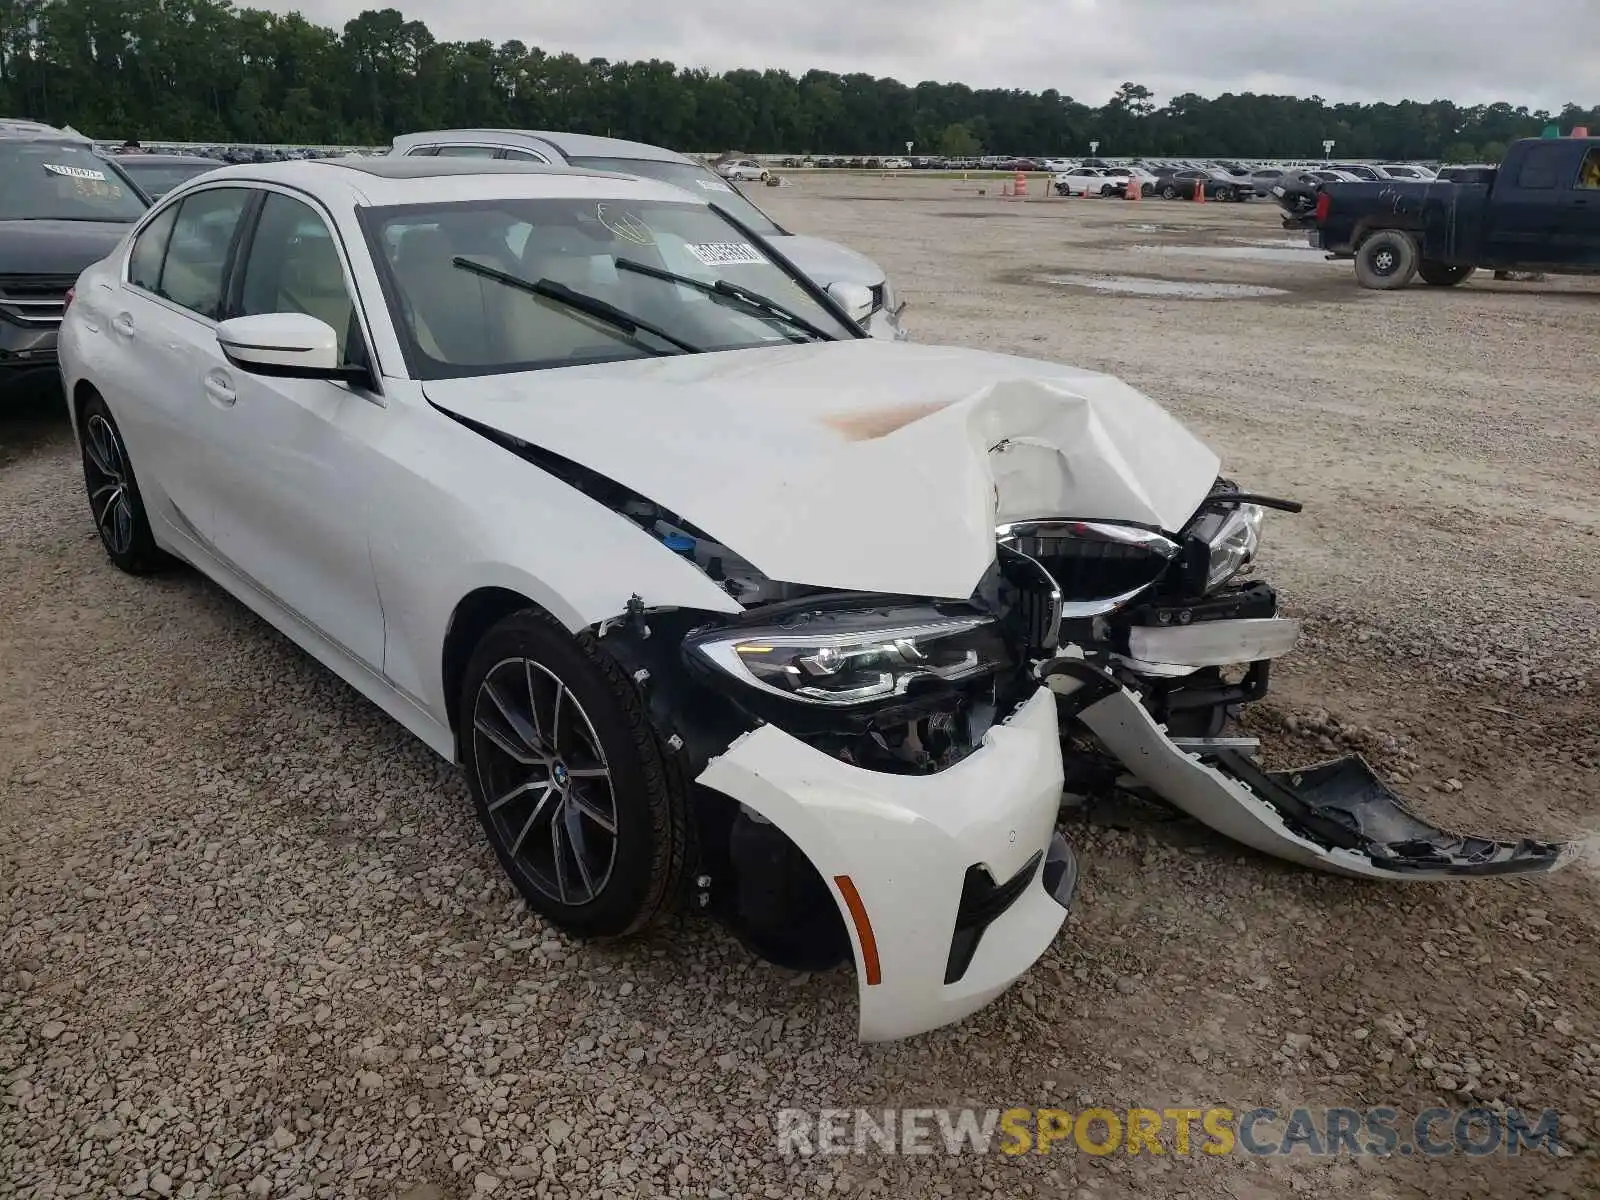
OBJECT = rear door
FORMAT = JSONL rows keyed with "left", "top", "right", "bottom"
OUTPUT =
{"left": 1484, "top": 143, "right": 1569, "bottom": 265}
{"left": 108, "top": 184, "right": 254, "bottom": 544}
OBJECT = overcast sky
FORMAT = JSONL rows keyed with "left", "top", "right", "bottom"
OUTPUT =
{"left": 270, "top": 0, "right": 1595, "bottom": 112}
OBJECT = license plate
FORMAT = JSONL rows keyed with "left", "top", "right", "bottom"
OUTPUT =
{"left": 1271, "top": 185, "right": 1286, "bottom": 197}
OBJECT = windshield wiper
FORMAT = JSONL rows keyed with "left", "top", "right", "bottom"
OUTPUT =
{"left": 612, "top": 257, "right": 838, "bottom": 342}
{"left": 450, "top": 256, "right": 702, "bottom": 355}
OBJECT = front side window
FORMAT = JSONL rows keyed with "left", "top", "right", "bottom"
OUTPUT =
{"left": 239, "top": 192, "right": 359, "bottom": 362}
{"left": 0, "top": 141, "right": 147, "bottom": 221}
{"left": 1577, "top": 149, "right": 1600, "bottom": 190}
{"left": 158, "top": 188, "right": 251, "bottom": 318}
{"left": 567, "top": 156, "right": 783, "bottom": 236}
{"left": 362, "top": 195, "right": 855, "bottom": 380}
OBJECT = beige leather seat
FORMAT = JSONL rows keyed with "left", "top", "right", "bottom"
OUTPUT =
{"left": 275, "top": 236, "right": 355, "bottom": 361}
{"left": 392, "top": 226, "right": 499, "bottom": 364}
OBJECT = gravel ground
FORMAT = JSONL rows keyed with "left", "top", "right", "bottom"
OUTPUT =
{"left": 3, "top": 174, "right": 1598, "bottom": 1200}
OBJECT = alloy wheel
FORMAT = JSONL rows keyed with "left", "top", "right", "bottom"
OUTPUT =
{"left": 83, "top": 414, "right": 135, "bottom": 557}
{"left": 471, "top": 657, "right": 620, "bottom": 906}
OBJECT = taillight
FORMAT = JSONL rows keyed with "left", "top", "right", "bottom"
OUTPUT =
{"left": 1314, "top": 192, "right": 1331, "bottom": 222}
{"left": 63, "top": 286, "right": 74, "bottom": 312}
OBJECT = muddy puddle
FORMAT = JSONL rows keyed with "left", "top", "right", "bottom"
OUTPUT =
{"left": 1037, "top": 273, "right": 1287, "bottom": 298}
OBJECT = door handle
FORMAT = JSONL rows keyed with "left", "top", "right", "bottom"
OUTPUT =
{"left": 203, "top": 371, "right": 236, "bottom": 407}
{"left": 111, "top": 312, "right": 135, "bottom": 338}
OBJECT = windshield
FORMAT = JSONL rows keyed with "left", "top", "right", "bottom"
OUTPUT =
{"left": 363, "top": 195, "right": 856, "bottom": 380}
{"left": 566, "top": 156, "right": 784, "bottom": 236}
{"left": 119, "top": 160, "right": 219, "bottom": 199}
{"left": 0, "top": 142, "right": 147, "bottom": 221}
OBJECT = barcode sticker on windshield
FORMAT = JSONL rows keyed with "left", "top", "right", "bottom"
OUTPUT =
{"left": 43, "top": 163, "right": 106, "bottom": 181}
{"left": 695, "top": 179, "right": 735, "bottom": 193}
{"left": 685, "top": 241, "right": 766, "bottom": 266}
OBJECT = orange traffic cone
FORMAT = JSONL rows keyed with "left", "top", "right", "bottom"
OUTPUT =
{"left": 1193, "top": 181, "right": 1206, "bottom": 204}
{"left": 1014, "top": 169, "right": 1028, "bottom": 199}
{"left": 1573, "top": 126, "right": 1590, "bottom": 137}
{"left": 1125, "top": 177, "right": 1140, "bottom": 201}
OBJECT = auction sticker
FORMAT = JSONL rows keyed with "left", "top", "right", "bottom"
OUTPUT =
{"left": 695, "top": 178, "right": 735, "bottom": 193}
{"left": 685, "top": 241, "right": 766, "bottom": 266}
{"left": 44, "top": 163, "right": 107, "bottom": 180}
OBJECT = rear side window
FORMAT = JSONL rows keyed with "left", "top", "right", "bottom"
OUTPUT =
{"left": 1516, "top": 145, "right": 1570, "bottom": 190}
{"left": 433, "top": 145, "right": 499, "bottom": 158}
{"left": 157, "top": 188, "right": 251, "bottom": 318}
{"left": 501, "top": 149, "right": 548, "bottom": 162}
{"left": 128, "top": 205, "right": 179, "bottom": 292}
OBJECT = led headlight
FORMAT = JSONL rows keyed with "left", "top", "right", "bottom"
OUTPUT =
{"left": 686, "top": 607, "right": 1011, "bottom": 707}
{"left": 1205, "top": 503, "right": 1265, "bottom": 591}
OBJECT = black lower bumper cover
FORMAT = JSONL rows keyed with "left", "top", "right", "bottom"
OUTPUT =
{"left": 945, "top": 833, "right": 1077, "bottom": 985}
{"left": 1215, "top": 750, "right": 1568, "bottom": 877}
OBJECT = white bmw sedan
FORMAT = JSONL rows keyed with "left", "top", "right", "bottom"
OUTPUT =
{"left": 58, "top": 156, "right": 1085, "bottom": 1041}
{"left": 61, "top": 155, "right": 1564, "bottom": 1043}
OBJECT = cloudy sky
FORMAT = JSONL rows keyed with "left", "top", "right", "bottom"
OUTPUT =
{"left": 270, "top": 0, "right": 1594, "bottom": 112}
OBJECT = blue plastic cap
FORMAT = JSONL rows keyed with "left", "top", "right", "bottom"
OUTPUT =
{"left": 661, "top": 532, "right": 696, "bottom": 553}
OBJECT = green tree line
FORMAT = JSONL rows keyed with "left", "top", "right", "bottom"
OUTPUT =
{"left": 0, "top": 0, "right": 1594, "bottom": 159}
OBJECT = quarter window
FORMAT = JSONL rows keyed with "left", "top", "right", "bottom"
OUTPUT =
{"left": 238, "top": 193, "right": 359, "bottom": 362}
{"left": 158, "top": 187, "right": 250, "bottom": 318}
{"left": 128, "top": 204, "right": 179, "bottom": 292}
{"left": 500, "top": 149, "right": 547, "bottom": 162}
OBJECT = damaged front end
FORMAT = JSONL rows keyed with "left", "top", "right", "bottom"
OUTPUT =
{"left": 992, "top": 481, "right": 1570, "bottom": 879}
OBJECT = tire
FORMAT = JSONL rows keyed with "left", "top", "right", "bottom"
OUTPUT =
{"left": 1161, "top": 185, "right": 1178, "bottom": 200}
{"left": 1354, "top": 230, "right": 1419, "bottom": 290}
{"left": 1418, "top": 261, "right": 1476, "bottom": 287}
{"left": 458, "top": 608, "right": 686, "bottom": 940}
{"left": 78, "top": 392, "right": 173, "bottom": 574}
{"left": 1054, "top": 182, "right": 1070, "bottom": 197}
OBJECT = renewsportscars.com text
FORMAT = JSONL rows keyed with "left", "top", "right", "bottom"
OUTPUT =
{"left": 776, "top": 1106, "right": 1566, "bottom": 1157}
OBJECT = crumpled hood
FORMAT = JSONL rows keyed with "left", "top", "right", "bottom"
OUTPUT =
{"left": 424, "top": 339, "right": 1220, "bottom": 599}
{"left": 771, "top": 233, "right": 887, "bottom": 287}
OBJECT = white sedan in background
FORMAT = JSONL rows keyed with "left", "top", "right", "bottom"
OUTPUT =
{"left": 58, "top": 157, "right": 1568, "bottom": 1043}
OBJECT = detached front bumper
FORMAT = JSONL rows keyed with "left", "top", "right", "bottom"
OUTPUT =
{"left": 698, "top": 686, "right": 1072, "bottom": 1041}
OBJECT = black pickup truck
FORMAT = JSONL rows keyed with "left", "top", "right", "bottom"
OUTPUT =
{"left": 1279, "top": 137, "right": 1600, "bottom": 289}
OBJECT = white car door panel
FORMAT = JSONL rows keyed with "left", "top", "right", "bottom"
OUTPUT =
{"left": 110, "top": 186, "right": 254, "bottom": 546}
{"left": 204, "top": 188, "right": 388, "bottom": 670}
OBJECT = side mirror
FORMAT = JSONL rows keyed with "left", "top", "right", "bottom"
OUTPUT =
{"left": 216, "top": 312, "right": 361, "bottom": 382}
{"left": 825, "top": 281, "right": 875, "bottom": 326}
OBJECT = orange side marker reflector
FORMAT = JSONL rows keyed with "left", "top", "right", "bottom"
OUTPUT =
{"left": 833, "top": 875, "right": 882, "bottom": 986}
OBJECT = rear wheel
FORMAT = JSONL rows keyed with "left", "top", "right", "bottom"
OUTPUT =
{"left": 458, "top": 609, "right": 686, "bottom": 939}
{"left": 1354, "top": 230, "right": 1419, "bottom": 290}
{"left": 1161, "top": 185, "right": 1178, "bottom": 199}
{"left": 78, "top": 393, "right": 173, "bottom": 574}
{"left": 1418, "top": 261, "right": 1476, "bottom": 287}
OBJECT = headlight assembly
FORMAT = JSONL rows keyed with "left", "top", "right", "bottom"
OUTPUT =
{"left": 685, "top": 607, "right": 1011, "bottom": 707}
{"left": 1204, "top": 503, "right": 1264, "bottom": 591}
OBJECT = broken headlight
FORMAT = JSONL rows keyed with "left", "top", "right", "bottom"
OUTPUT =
{"left": 686, "top": 607, "right": 1011, "bottom": 707}
{"left": 1204, "top": 503, "right": 1264, "bottom": 592}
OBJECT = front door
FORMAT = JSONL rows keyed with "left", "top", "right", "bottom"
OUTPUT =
{"left": 1555, "top": 147, "right": 1600, "bottom": 266}
{"left": 198, "top": 189, "right": 389, "bottom": 670}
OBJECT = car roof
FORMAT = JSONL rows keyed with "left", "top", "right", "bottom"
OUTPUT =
{"left": 0, "top": 118, "right": 88, "bottom": 142}
{"left": 390, "top": 128, "right": 695, "bottom": 166}
{"left": 167, "top": 156, "right": 712, "bottom": 209}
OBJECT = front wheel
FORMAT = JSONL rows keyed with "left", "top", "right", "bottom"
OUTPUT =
{"left": 1161, "top": 185, "right": 1178, "bottom": 199}
{"left": 458, "top": 609, "right": 687, "bottom": 939}
{"left": 1354, "top": 230, "right": 1420, "bottom": 290}
{"left": 1418, "top": 261, "right": 1476, "bottom": 287}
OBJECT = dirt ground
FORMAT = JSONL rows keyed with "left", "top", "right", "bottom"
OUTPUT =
{"left": 3, "top": 173, "right": 1598, "bottom": 1200}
